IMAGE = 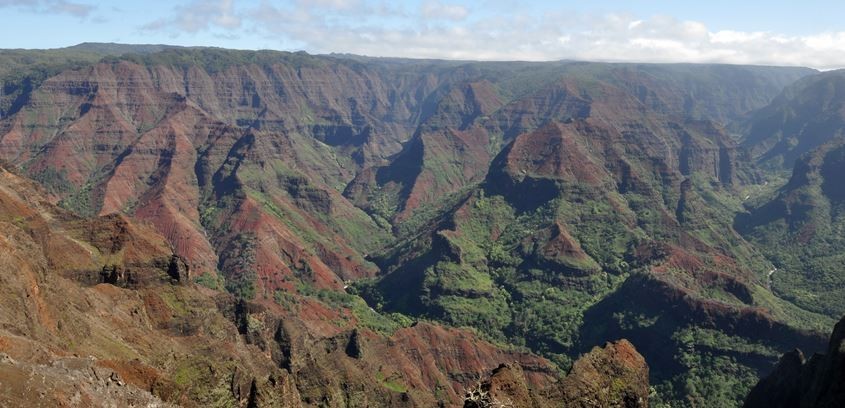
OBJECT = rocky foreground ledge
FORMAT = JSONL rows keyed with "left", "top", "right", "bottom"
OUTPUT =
{"left": 465, "top": 339, "right": 649, "bottom": 408}
{"left": 745, "top": 315, "right": 845, "bottom": 408}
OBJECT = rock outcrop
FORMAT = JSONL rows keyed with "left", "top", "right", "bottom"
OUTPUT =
{"left": 0, "top": 354, "right": 175, "bottom": 408}
{"left": 557, "top": 340, "right": 650, "bottom": 408}
{"left": 465, "top": 340, "right": 650, "bottom": 408}
{"left": 745, "top": 315, "right": 845, "bottom": 408}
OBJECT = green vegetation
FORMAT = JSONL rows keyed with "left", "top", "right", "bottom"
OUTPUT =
{"left": 46, "top": 167, "right": 116, "bottom": 217}
{"left": 367, "top": 185, "right": 402, "bottom": 224}
{"left": 395, "top": 185, "right": 475, "bottom": 238}
{"left": 507, "top": 276, "right": 614, "bottom": 368}
{"left": 57, "top": 178, "right": 99, "bottom": 217}
{"left": 364, "top": 127, "right": 827, "bottom": 407}
{"left": 241, "top": 157, "right": 390, "bottom": 253}
{"left": 171, "top": 354, "right": 238, "bottom": 406}
{"left": 293, "top": 284, "right": 413, "bottom": 335}
{"left": 649, "top": 327, "right": 782, "bottom": 408}
{"left": 375, "top": 371, "right": 408, "bottom": 393}
{"left": 746, "top": 208, "right": 845, "bottom": 318}
{"left": 373, "top": 192, "right": 623, "bottom": 367}
{"left": 0, "top": 49, "right": 102, "bottom": 117}
{"left": 221, "top": 233, "right": 258, "bottom": 299}
{"left": 739, "top": 141, "right": 845, "bottom": 321}
{"left": 0, "top": 44, "right": 178, "bottom": 118}
{"left": 30, "top": 168, "right": 73, "bottom": 195}
{"left": 118, "top": 48, "right": 328, "bottom": 74}
{"left": 194, "top": 271, "right": 226, "bottom": 291}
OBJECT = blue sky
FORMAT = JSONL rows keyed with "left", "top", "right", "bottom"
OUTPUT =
{"left": 2, "top": 0, "right": 844, "bottom": 68}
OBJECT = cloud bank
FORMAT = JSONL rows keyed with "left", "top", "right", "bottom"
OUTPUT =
{"left": 140, "top": 0, "right": 845, "bottom": 69}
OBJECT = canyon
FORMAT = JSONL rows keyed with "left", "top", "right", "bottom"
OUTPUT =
{"left": 0, "top": 43, "right": 844, "bottom": 406}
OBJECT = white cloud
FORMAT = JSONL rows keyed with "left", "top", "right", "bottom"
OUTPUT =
{"left": 297, "top": 0, "right": 360, "bottom": 10}
{"left": 139, "top": 1, "right": 845, "bottom": 69}
{"left": 142, "top": 0, "right": 241, "bottom": 34}
{"left": 709, "top": 30, "right": 767, "bottom": 44}
{"left": 0, "top": 0, "right": 94, "bottom": 17}
{"left": 421, "top": 0, "right": 468, "bottom": 21}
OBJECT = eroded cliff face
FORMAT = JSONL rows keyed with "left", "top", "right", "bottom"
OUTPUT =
{"left": 744, "top": 315, "right": 845, "bottom": 408}
{"left": 0, "top": 57, "right": 422, "bottom": 295}
{"left": 743, "top": 70, "right": 845, "bottom": 169}
{"left": 738, "top": 136, "right": 845, "bottom": 319}
{"left": 349, "top": 71, "right": 759, "bottom": 225}
{"left": 0, "top": 164, "right": 566, "bottom": 407}
{"left": 0, "top": 51, "right": 807, "bottom": 301}
{"left": 369, "top": 109, "right": 824, "bottom": 406}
